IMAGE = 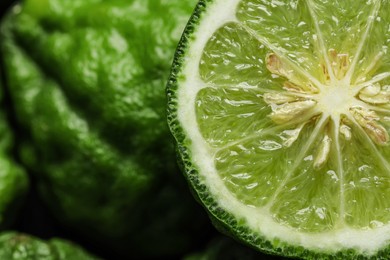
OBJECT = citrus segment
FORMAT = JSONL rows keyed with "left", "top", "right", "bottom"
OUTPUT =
{"left": 199, "top": 22, "right": 278, "bottom": 88}
{"left": 270, "top": 119, "right": 341, "bottom": 233}
{"left": 196, "top": 87, "right": 273, "bottom": 147}
{"left": 215, "top": 132, "right": 294, "bottom": 208}
{"left": 236, "top": 0, "right": 322, "bottom": 82}
{"left": 342, "top": 122, "right": 390, "bottom": 229}
{"left": 302, "top": 0, "right": 378, "bottom": 82}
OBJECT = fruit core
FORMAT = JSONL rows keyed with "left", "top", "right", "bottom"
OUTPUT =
{"left": 317, "top": 83, "right": 353, "bottom": 119}
{"left": 263, "top": 50, "right": 390, "bottom": 168}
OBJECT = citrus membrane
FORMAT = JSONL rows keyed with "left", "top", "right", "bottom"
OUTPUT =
{"left": 168, "top": 0, "right": 390, "bottom": 258}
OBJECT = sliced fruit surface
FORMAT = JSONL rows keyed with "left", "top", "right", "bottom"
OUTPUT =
{"left": 168, "top": 0, "right": 390, "bottom": 258}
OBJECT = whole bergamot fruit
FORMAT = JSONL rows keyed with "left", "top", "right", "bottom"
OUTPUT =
{"left": 0, "top": 232, "right": 97, "bottom": 259}
{"left": 0, "top": 0, "right": 212, "bottom": 257}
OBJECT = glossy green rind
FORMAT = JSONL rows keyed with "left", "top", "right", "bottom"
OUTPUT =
{"left": 0, "top": 0, "right": 211, "bottom": 257}
{"left": 0, "top": 232, "right": 97, "bottom": 259}
{"left": 167, "top": 0, "right": 390, "bottom": 259}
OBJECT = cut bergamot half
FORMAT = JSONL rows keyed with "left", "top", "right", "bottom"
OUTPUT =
{"left": 167, "top": 0, "right": 390, "bottom": 258}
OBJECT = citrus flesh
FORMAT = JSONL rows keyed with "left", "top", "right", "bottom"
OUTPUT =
{"left": 169, "top": 0, "right": 390, "bottom": 257}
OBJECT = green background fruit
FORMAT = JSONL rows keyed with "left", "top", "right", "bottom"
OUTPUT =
{"left": 0, "top": 232, "right": 97, "bottom": 259}
{"left": 0, "top": 45, "right": 28, "bottom": 231}
{"left": 0, "top": 91, "right": 27, "bottom": 230}
{"left": 0, "top": 0, "right": 214, "bottom": 257}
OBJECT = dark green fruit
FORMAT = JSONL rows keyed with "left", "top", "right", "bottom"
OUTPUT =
{"left": 1, "top": 0, "right": 211, "bottom": 257}
{"left": 0, "top": 232, "right": 97, "bottom": 259}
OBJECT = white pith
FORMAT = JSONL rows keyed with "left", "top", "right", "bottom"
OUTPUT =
{"left": 176, "top": 0, "right": 390, "bottom": 255}
{"left": 317, "top": 83, "right": 354, "bottom": 118}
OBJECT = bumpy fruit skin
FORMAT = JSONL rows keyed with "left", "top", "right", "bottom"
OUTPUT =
{"left": 0, "top": 0, "right": 211, "bottom": 257}
{"left": 0, "top": 109, "right": 28, "bottom": 229}
{"left": 0, "top": 232, "right": 97, "bottom": 259}
{"left": 0, "top": 46, "right": 28, "bottom": 230}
